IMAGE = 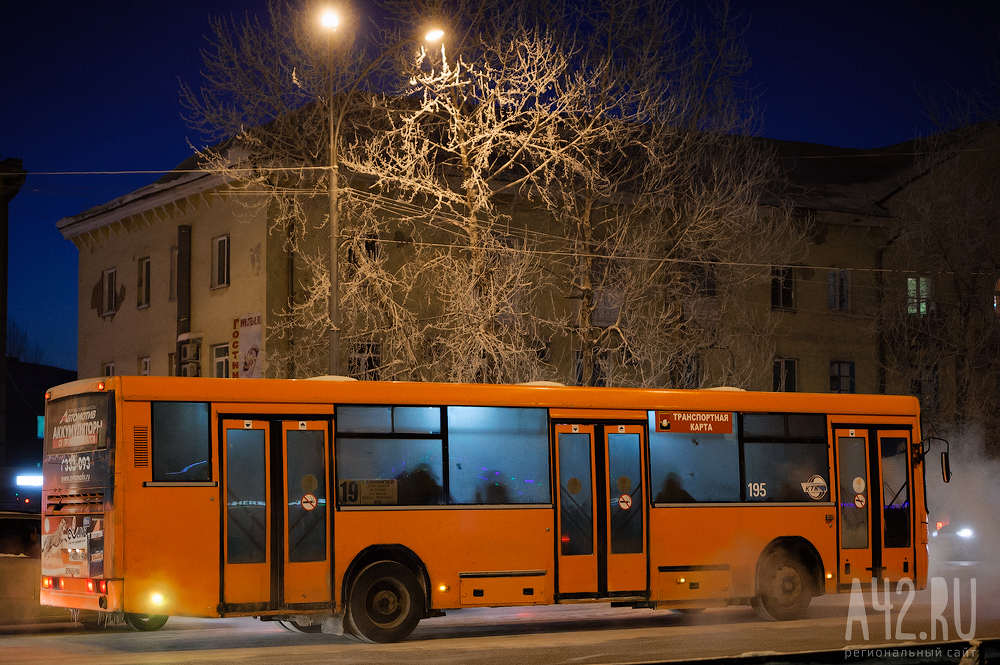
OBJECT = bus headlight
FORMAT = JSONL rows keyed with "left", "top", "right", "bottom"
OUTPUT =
{"left": 151, "top": 592, "right": 165, "bottom": 606}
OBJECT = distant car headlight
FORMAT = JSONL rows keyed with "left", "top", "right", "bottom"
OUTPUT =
{"left": 957, "top": 528, "right": 974, "bottom": 539}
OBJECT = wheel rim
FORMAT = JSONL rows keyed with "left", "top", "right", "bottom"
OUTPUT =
{"left": 772, "top": 564, "right": 803, "bottom": 608}
{"left": 366, "top": 578, "right": 409, "bottom": 628}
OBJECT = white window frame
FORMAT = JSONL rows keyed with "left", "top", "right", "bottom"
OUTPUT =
{"left": 830, "top": 360, "right": 855, "bottom": 393}
{"left": 137, "top": 257, "right": 151, "bottom": 308}
{"left": 139, "top": 356, "right": 151, "bottom": 376}
{"left": 102, "top": 268, "right": 117, "bottom": 315}
{"left": 213, "top": 344, "right": 230, "bottom": 378}
{"left": 828, "top": 269, "right": 850, "bottom": 311}
{"left": 348, "top": 342, "right": 381, "bottom": 381}
{"left": 771, "top": 267, "right": 794, "bottom": 310}
{"left": 103, "top": 362, "right": 115, "bottom": 377}
{"left": 773, "top": 357, "right": 796, "bottom": 392}
{"left": 211, "top": 235, "right": 230, "bottom": 289}
{"left": 907, "top": 275, "right": 935, "bottom": 316}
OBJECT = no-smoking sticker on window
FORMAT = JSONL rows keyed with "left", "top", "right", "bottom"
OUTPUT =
{"left": 618, "top": 493, "right": 632, "bottom": 510}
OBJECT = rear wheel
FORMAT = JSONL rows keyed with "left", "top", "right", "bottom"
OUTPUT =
{"left": 345, "top": 561, "right": 424, "bottom": 643}
{"left": 752, "top": 550, "right": 813, "bottom": 621}
{"left": 123, "top": 612, "right": 168, "bottom": 631}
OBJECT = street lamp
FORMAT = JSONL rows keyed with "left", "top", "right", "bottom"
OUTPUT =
{"left": 321, "top": 7, "right": 341, "bottom": 376}
{"left": 319, "top": 11, "right": 443, "bottom": 375}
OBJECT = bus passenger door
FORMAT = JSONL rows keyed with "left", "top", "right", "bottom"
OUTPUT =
{"left": 554, "top": 422, "right": 648, "bottom": 597}
{"left": 281, "top": 420, "right": 331, "bottom": 605}
{"left": 603, "top": 425, "right": 647, "bottom": 594}
{"left": 836, "top": 429, "right": 874, "bottom": 585}
{"left": 222, "top": 419, "right": 271, "bottom": 605}
{"left": 554, "top": 424, "right": 598, "bottom": 595}
{"left": 875, "top": 431, "right": 914, "bottom": 583}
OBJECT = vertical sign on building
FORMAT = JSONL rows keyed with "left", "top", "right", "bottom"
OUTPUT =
{"left": 232, "top": 313, "right": 263, "bottom": 378}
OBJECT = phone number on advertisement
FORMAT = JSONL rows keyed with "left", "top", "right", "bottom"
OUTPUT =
{"left": 60, "top": 455, "right": 92, "bottom": 473}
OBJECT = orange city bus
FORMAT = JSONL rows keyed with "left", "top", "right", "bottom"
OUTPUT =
{"left": 40, "top": 375, "right": 932, "bottom": 642}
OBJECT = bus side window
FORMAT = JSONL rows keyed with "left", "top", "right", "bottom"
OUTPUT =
{"left": 648, "top": 411, "right": 740, "bottom": 503}
{"left": 447, "top": 406, "right": 550, "bottom": 505}
{"left": 152, "top": 402, "right": 211, "bottom": 482}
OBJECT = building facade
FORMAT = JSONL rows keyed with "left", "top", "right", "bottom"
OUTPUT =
{"left": 57, "top": 125, "right": 1000, "bottom": 447}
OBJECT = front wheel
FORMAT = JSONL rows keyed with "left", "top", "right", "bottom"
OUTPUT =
{"left": 345, "top": 561, "right": 424, "bottom": 643}
{"left": 123, "top": 612, "right": 168, "bottom": 631}
{"left": 752, "top": 550, "right": 813, "bottom": 621}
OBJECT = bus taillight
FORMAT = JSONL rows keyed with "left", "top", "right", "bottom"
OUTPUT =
{"left": 86, "top": 579, "right": 95, "bottom": 593}
{"left": 58, "top": 578, "right": 67, "bottom": 591}
{"left": 42, "top": 576, "right": 54, "bottom": 589}
{"left": 98, "top": 580, "right": 107, "bottom": 594}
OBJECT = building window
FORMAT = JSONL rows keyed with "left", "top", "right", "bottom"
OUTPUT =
{"left": 671, "top": 354, "right": 701, "bottom": 389}
{"left": 830, "top": 361, "right": 855, "bottom": 393}
{"left": 101, "top": 268, "right": 117, "bottom": 315}
{"left": 911, "top": 365, "right": 939, "bottom": 410}
{"left": 773, "top": 357, "right": 796, "bottom": 392}
{"left": 169, "top": 246, "right": 178, "bottom": 301}
{"left": 103, "top": 362, "right": 115, "bottom": 377}
{"left": 689, "top": 262, "right": 717, "bottom": 297}
{"left": 828, "top": 269, "right": 850, "bottom": 311}
{"left": 167, "top": 352, "right": 176, "bottom": 377}
{"left": 137, "top": 257, "right": 151, "bottom": 308}
{"left": 771, "top": 267, "right": 794, "bottom": 310}
{"left": 213, "top": 344, "right": 230, "bottom": 378}
{"left": 212, "top": 235, "right": 230, "bottom": 289}
{"left": 907, "top": 276, "right": 935, "bottom": 316}
{"left": 139, "top": 357, "right": 151, "bottom": 376}
{"left": 346, "top": 232, "right": 382, "bottom": 277}
{"left": 591, "top": 258, "right": 623, "bottom": 327}
{"left": 348, "top": 342, "right": 381, "bottom": 381}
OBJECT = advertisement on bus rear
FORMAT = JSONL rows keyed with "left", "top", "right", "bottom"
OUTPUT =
{"left": 40, "top": 515, "right": 104, "bottom": 579}
{"left": 43, "top": 392, "right": 115, "bottom": 492}
{"left": 45, "top": 392, "right": 113, "bottom": 452}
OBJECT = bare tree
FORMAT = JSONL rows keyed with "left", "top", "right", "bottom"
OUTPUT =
{"left": 182, "top": 0, "right": 803, "bottom": 386}
{"left": 355, "top": 0, "right": 802, "bottom": 386}
{"left": 879, "top": 123, "right": 1000, "bottom": 454}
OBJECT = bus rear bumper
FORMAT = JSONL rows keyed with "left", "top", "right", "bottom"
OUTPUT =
{"left": 41, "top": 579, "right": 123, "bottom": 613}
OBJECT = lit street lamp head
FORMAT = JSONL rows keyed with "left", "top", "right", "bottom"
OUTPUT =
{"left": 425, "top": 28, "right": 444, "bottom": 43}
{"left": 320, "top": 8, "right": 339, "bottom": 30}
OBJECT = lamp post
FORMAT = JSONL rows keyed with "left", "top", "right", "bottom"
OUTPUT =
{"left": 318, "top": 10, "right": 442, "bottom": 376}
{"left": 320, "top": 8, "right": 342, "bottom": 376}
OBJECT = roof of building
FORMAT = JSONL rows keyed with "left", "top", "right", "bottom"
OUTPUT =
{"left": 55, "top": 123, "right": 998, "bottom": 236}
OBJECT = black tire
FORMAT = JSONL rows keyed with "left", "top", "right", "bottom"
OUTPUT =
{"left": 123, "top": 612, "right": 169, "bottom": 631}
{"left": 753, "top": 550, "right": 813, "bottom": 621}
{"left": 344, "top": 561, "right": 424, "bottom": 643}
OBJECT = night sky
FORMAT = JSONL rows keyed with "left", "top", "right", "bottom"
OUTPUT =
{"left": 2, "top": 1, "right": 998, "bottom": 372}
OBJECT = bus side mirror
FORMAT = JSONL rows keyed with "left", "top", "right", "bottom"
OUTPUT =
{"left": 941, "top": 451, "right": 952, "bottom": 483}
